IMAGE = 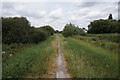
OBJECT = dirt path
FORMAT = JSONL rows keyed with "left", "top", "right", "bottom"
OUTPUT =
{"left": 55, "top": 36, "right": 67, "bottom": 78}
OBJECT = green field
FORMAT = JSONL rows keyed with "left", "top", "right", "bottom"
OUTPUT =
{"left": 61, "top": 34, "right": 118, "bottom": 78}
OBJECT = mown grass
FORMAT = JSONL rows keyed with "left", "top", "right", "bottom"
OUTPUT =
{"left": 2, "top": 36, "right": 55, "bottom": 78}
{"left": 61, "top": 36, "right": 118, "bottom": 78}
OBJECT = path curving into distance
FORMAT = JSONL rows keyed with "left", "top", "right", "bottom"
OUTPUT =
{"left": 55, "top": 36, "right": 67, "bottom": 78}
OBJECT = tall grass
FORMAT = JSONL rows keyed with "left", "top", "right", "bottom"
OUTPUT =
{"left": 2, "top": 43, "right": 35, "bottom": 62}
{"left": 72, "top": 35, "right": 119, "bottom": 54}
{"left": 61, "top": 36, "right": 118, "bottom": 78}
{"left": 2, "top": 36, "right": 55, "bottom": 78}
{"left": 87, "top": 33, "right": 120, "bottom": 43}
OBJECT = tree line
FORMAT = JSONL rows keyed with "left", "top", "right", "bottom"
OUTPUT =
{"left": 2, "top": 17, "right": 55, "bottom": 44}
{"left": 2, "top": 14, "right": 119, "bottom": 42}
{"left": 88, "top": 14, "right": 120, "bottom": 34}
{"left": 87, "top": 19, "right": 120, "bottom": 34}
{"left": 62, "top": 14, "right": 120, "bottom": 37}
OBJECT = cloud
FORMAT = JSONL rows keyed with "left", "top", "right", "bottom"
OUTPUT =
{"left": 102, "top": 3, "right": 118, "bottom": 19}
{"left": 1, "top": 1, "right": 118, "bottom": 30}
{"left": 2, "top": 2, "right": 14, "bottom": 9}
{"left": 20, "top": 10, "right": 46, "bottom": 18}
{"left": 103, "top": 3, "right": 118, "bottom": 12}
{"left": 75, "top": 2, "right": 98, "bottom": 7}
{"left": 48, "top": 8, "right": 63, "bottom": 19}
{"left": 2, "top": 0, "right": 119, "bottom": 2}
{"left": 2, "top": 2, "right": 47, "bottom": 19}
{"left": 87, "top": 11, "right": 106, "bottom": 19}
{"left": 2, "top": 8, "right": 18, "bottom": 17}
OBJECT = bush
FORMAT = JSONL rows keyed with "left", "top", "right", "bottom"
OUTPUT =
{"left": 31, "top": 30, "right": 48, "bottom": 44}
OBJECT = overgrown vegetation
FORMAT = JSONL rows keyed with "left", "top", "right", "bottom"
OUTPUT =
{"left": 2, "top": 36, "right": 55, "bottom": 78}
{"left": 72, "top": 34, "right": 119, "bottom": 54}
{"left": 61, "top": 36, "right": 118, "bottom": 78}
{"left": 2, "top": 17, "right": 54, "bottom": 44}
{"left": 2, "top": 17, "right": 56, "bottom": 78}
{"left": 2, "top": 43, "right": 34, "bottom": 63}
{"left": 2, "top": 13, "right": 119, "bottom": 79}
{"left": 54, "top": 30, "right": 62, "bottom": 34}
{"left": 87, "top": 33, "right": 120, "bottom": 43}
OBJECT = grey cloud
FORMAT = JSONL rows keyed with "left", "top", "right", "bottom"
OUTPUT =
{"left": 2, "top": 2, "right": 19, "bottom": 17}
{"left": 2, "top": 2, "right": 14, "bottom": 9}
{"left": 76, "top": 2, "right": 98, "bottom": 7}
{"left": 2, "top": 8, "right": 18, "bottom": 17}
{"left": 48, "top": 8, "right": 63, "bottom": 20}
{"left": 19, "top": 11, "right": 44, "bottom": 19}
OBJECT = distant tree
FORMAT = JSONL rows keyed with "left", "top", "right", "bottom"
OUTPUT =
{"left": 62, "top": 23, "right": 86, "bottom": 37}
{"left": 59, "top": 31, "right": 62, "bottom": 33}
{"left": 82, "top": 27, "right": 85, "bottom": 30}
{"left": 62, "top": 23, "right": 75, "bottom": 37}
{"left": 108, "top": 14, "right": 113, "bottom": 19}
{"left": 38, "top": 25, "right": 55, "bottom": 35}
{"left": 82, "top": 27, "right": 87, "bottom": 32}
{"left": 55, "top": 30, "right": 60, "bottom": 33}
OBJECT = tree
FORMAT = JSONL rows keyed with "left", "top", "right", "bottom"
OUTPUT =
{"left": 55, "top": 30, "right": 61, "bottom": 33}
{"left": 2, "top": 17, "right": 31, "bottom": 44}
{"left": 38, "top": 25, "right": 55, "bottom": 35}
{"left": 88, "top": 19, "right": 120, "bottom": 34}
{"left": 2, "top": 17, "right": 52, "bottom": 44}
{"left": 62, "top": 23, "right": 75, "bottom": 37}
{"left": 62, "top": 23, "right": 86, "bottom": 37}
{"left": 108, "top": 14, "right": 113, "bottom": 19}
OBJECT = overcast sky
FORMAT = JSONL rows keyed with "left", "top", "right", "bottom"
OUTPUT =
{"left": 1, "top": 0, "right": 119, "bottom": 31}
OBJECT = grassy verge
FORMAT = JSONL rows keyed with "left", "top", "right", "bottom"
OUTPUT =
{"left": 61, "top": 36, "right": 118, "bottom": 78}
{"left": 72, "top": 35, "right": 119, "bottom": 54}
{"left": 2, "top": 43, "right": 35, "bottom": 62}
{"left": 2, "top": 36, "right": 55, "bottom": 78}
{"left": 41, "top": 35, "right": 58, "bottom": 78}
{"left": 86, "top": 33, "right": 120, "bottom": 43}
